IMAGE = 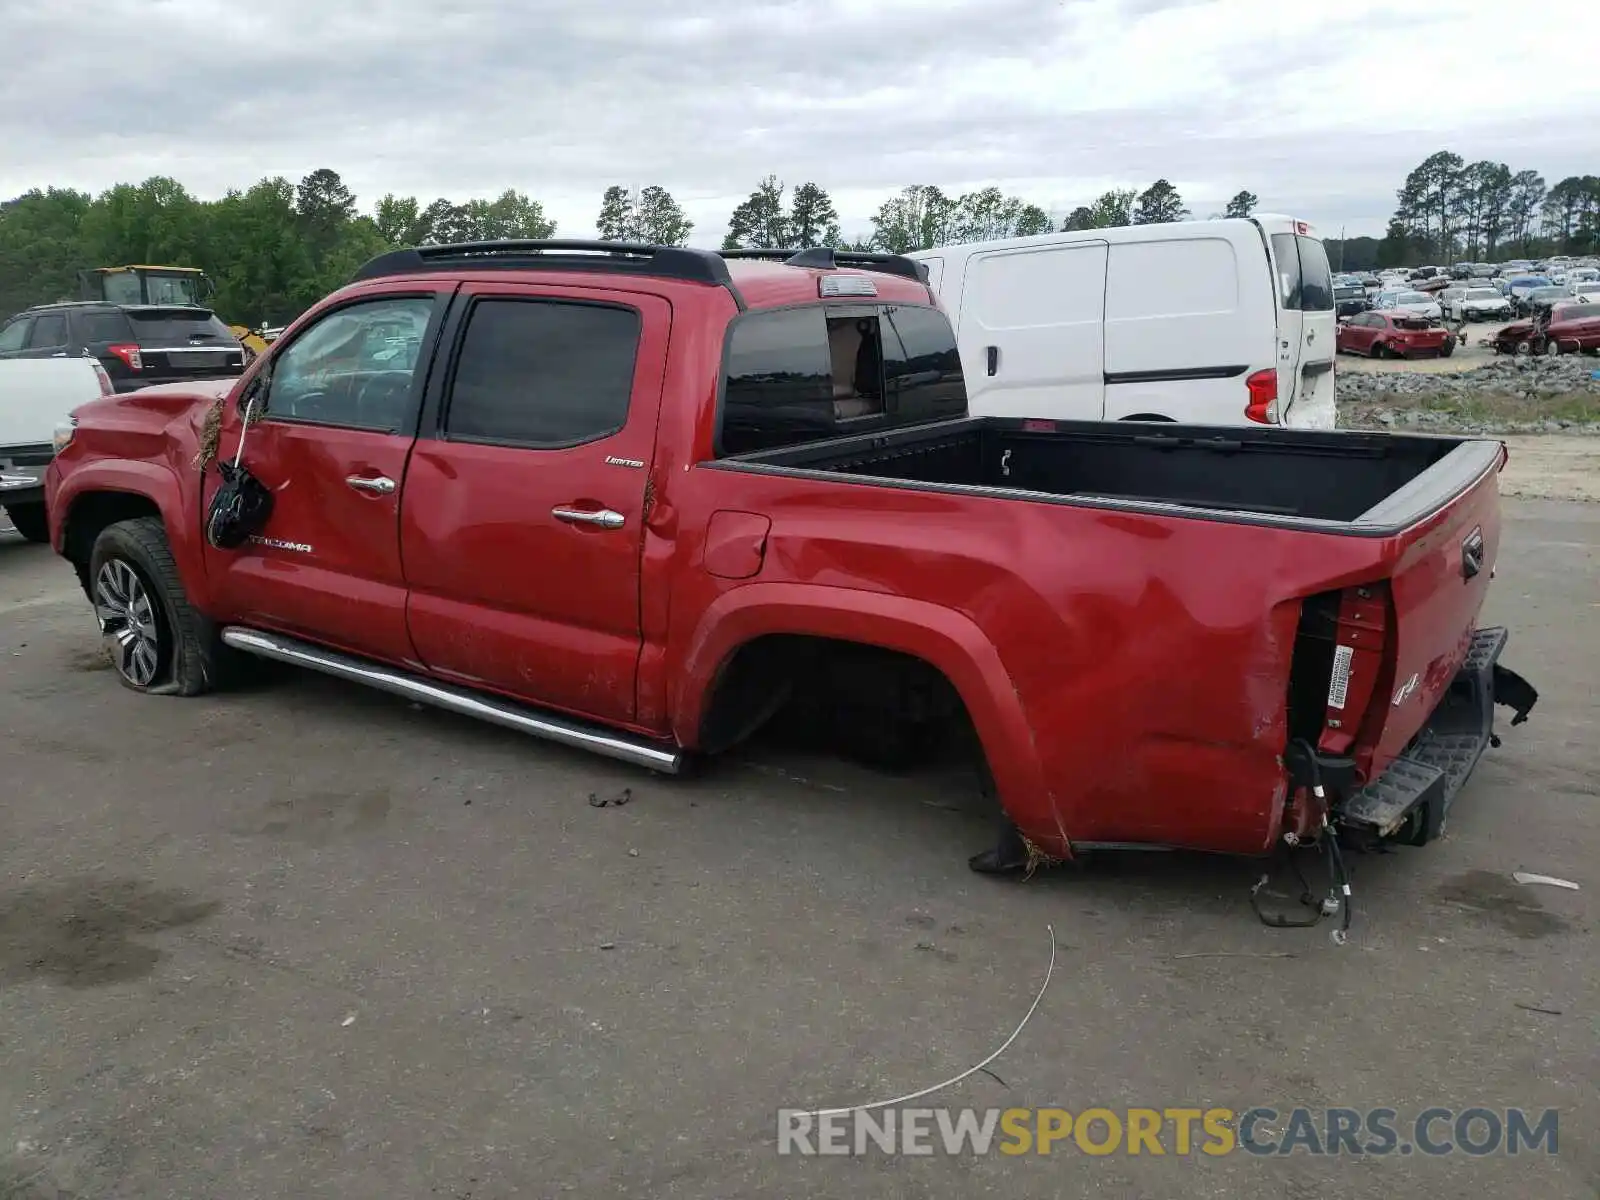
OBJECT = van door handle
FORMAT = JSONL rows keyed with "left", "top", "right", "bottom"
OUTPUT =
{"left": 553, "top": 506, "right": 625, "bottom": 529}
{"left": 986, "top": 346, "right": 999, "bottom": 376}
{"left": 346, "top": 474, "right": 396, "bottom": 495}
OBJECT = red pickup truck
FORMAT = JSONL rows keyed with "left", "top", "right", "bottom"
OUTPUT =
{"left": 45, "top": 240, "right": 1535, "bottom": 898}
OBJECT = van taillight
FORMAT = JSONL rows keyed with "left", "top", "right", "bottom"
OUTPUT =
{"left": 92, "top": 363, "right": 114, "bottom": 396}
{"left": 1245, "top": 369, "right": 1277, "bottom": 423}
{"left": 107, "top": 343, "right": 142, "bottom": 371}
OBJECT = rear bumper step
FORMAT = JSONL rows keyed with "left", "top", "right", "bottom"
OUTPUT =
{"left": 219, "top": 627, "right": 686, "bottom": 775}
{"left": 1338, "top": 627, "right": 1537, "bottom": 840}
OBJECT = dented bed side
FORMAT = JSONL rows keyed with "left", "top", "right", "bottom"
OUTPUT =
{"left": 687, "top": 427, "right": 1518, "bottom": 859}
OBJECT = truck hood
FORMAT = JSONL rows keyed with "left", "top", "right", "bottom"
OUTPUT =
{"left": 69, "top": 378, "right": 236, "bottom": 440}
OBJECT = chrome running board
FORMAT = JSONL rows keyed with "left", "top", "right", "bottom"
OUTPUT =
{"left": 220, "top": 626, "right": 685, "bottom": 774}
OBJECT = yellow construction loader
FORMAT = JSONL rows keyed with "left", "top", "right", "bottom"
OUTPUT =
{"left": 78, "top": 265, "right": 275, "bottom": 361}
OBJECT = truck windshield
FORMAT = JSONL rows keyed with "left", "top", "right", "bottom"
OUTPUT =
{"left": 96, "top": 271, "right": 205, "bottom": 306}
{"left": 144, "top": 274, "right": 204, "bottom": 306}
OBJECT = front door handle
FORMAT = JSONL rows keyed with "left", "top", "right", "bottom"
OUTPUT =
{"left": 346, "top": 474, "right": 396, "bottom": 495}
{"left": 553, "top": 506, "right": 625, "bottom": 529}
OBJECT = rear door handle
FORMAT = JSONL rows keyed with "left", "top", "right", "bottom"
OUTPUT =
{"left": 346, "top": 474, "right": 396, "bottom": 495}
{"left": 986, "top": 346, "right": 999, "bottom": 376}
{"left": 553, "top": 506, "right": 625, "bottom": 529}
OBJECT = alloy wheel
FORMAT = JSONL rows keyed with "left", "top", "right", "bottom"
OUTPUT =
{"left": 94, "top": 558, "right": 162, "bottom": 687}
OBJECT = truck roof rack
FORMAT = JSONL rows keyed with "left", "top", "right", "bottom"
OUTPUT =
{"left": 350, "top": 240, "right": 741, "bottom": 295}
{"left": 719, "top": 247, "right": 928, "bottom": 283}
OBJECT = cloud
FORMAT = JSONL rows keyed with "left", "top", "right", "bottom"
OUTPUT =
{"left": 2, "top": 0, "right": 1597, "bottom": 243}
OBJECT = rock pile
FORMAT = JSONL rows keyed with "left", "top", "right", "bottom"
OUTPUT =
{"left": 1336, "top": 354, "right": 1600, "bottom": 434}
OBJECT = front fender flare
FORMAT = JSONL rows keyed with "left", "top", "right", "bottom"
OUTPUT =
{"left": 671, "top": 582, "right": 1055, "bottom": 843}
{"left": 53, "top": 460, "right": 204, "bottom": 601}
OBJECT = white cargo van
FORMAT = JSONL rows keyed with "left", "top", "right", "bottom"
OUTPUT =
{"left": 907, "top": 215, "right": 1337, "bottom": 428}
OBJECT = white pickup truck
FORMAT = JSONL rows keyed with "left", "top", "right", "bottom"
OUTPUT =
{"left": 1, "top": 357, "right": 112, "bottom": 542}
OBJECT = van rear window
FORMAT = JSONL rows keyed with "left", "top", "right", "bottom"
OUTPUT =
{"left": 1271, "top": 234, "right": 1334, "bottom": 312}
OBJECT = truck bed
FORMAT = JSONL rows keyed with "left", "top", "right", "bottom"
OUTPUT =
{"left": 729, "top": 417, "right": 1500, "bottom": 531}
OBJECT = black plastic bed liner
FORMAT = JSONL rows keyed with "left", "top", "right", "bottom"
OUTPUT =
{"left": 1339, "top": 627, "right": 1538, "bottom": 841}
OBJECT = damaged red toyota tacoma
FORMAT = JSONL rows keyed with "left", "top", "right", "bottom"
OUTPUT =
{"left": 45, "top": 240, "right": 1536, "bottom": 913}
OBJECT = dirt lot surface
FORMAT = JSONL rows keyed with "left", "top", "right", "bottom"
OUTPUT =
{"left": 2, "top": 503, "right": 1596, "bottom": 1199}
{"left": 1500, "top": 436, "right": 1600, "bottom": 502}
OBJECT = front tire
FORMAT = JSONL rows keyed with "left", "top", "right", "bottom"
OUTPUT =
{"left": 88, "top": 517, "right": 227, "bottom": 696}
{"left": 1515, "top": 339, "right": 1534, "bottom": 357}
{"left": 3, "top": 502, "right": 49, "bottom": 544}
{"left": 1544, "top": 339, "right": 1562, "bottom": 357}
{"left": 1440, "top": 339, "right": 1455, "bottom": 358}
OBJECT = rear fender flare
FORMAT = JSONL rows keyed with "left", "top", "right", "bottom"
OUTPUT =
{"left": 672, "top": 583, "right": 1048, "bottom": 819}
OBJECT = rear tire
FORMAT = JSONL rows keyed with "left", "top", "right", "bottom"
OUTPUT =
{"left": 87, "top": 517, "right": 230, "bottom": 696}
{"left": 1439, "top": 339, "right": 1455, "bottom": 358}
{"left": 3, "top": 502, "right": 49, "bottom": 544}
{"left": 1544, "top": 339, "right": 1562, "bottom": 357}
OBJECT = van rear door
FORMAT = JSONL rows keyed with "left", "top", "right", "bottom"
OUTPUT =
{"left": 958, "top": 241, "right": 1108, "bottom": 420}
{"left": 1266, "top": 227, "right": 1338, "bottom": 428}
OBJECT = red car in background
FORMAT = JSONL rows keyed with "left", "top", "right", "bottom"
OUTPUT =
{"left": 1492, "top": 303, "right": 1600, "bottom": 356}
{"left": 1337, "top": 311, "right": 1454, "bottom": 358}
{"left": 1545, "top": 302, "right": 1600, "bottom": 355}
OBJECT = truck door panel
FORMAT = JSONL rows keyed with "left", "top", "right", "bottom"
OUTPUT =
{"left": 399, "top": 285, "right": 670, "bottom": 725}
{"left": 202, "top": 287, "right": 449, "bottom": 664}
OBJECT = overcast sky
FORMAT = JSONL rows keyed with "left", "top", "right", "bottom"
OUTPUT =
{"left": 4, "top": 0, "right": 1597, "bottom": 246}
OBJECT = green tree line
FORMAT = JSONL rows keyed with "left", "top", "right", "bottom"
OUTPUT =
{"left": 1373, "top": 151, "right": 1599, "bottom": 268}
{"left": 7, "top": 154, "right": 1590, "bottom": 324}
{"left": 0, "top": 169, "right": 1230, "bottom": 323}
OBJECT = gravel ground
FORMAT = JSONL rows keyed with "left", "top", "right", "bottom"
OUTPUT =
{"left": 1, "top": 501, "right": 1596, "bottom": 1199}
{"left": 1334, "top": 321, "right": 1600, "bottom": 435}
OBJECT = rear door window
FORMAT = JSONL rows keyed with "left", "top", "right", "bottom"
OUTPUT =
{"left": 80, "top": 311, "right": 133, "bottom": 343}
{"left": 26, "top": 313, "right": 68, "bottom": 348}
{"left": 444, "top": 299, "right": 640, "bottom": 448}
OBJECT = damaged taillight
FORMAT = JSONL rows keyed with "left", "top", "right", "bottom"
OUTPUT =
{"left": 1319, "top": 583, "right": 1391, "bottom": 762}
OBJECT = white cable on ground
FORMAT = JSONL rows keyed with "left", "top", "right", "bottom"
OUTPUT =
{"left": 804, "top": 923, "right": 1058, "bottom": 1118}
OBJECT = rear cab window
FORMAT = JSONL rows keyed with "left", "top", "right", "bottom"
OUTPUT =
{"left": 718, "top": 302, "right": 964, "bottom": 457}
